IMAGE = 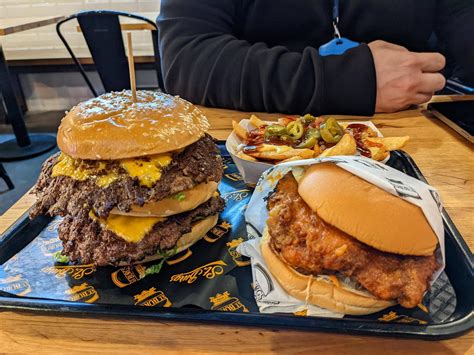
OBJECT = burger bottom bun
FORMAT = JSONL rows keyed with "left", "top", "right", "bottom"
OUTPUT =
{"left": 261, "top": 228, "right": 395, "bottom": 315}
{"left": 110, "top": 181, "right": 219, "bottom": 217}
{"left": 125, "top": 214, "right": 219, "bottom": 266}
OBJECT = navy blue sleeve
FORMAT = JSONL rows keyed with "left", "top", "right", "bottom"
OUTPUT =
{"left": 436, "top": 0, "right": 474, "bottom": 84}
{"left": 157, "top": 0, "right": 376, "bottom": 115}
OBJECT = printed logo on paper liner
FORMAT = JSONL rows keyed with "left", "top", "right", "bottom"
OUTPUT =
{"left": 226, "top": 238, "right": 250, "bottom": 267}
{"left": 111, "top": 264, "right": 146, "bottom": 288}
{"left": 40, "top": 237, "right": 63, "bottom": 256}
{"left": 65, "top": 283, "right": 99, "bottom": 303}
{"left": 210, "top": 291, "right": 249, "bottom": 312}
{"left": 170, "top": 260, "right": 227, "bottom": 284}
{"left": 204, "top": 220, "right": 232, "bottom": 243}
{"left": 225, "top": 172, "right": 243, "bottom": 182}
{"left": 0, "top": 275, "right": 32, "bottom": 296}
{"left": 134, "top": 287, "right": 172, "bottom": 307}
{"left": 378, "top": 311, "right": 427, "bottom": 325}
{"left": 221, "top": 189, "right": 251, "bottom": 203}
{"left": 386, "top": 178, "right": 421, "bottom": 199}
{"left": 42, "top": 264, "right": 96, "bottom": 280}
{"left": 253, "top": 263, "right": 275, "bottom": 302}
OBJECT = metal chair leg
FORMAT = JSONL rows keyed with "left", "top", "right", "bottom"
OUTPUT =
{"left": 0, "top": 163, "right": 14, "bottom": 190}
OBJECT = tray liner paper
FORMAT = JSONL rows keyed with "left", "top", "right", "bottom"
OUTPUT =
{"left": 0, "top": 153, "right": 455, "bottom": 324}
{"left": 240, "top": 155, "right": 448, "bottom": 323}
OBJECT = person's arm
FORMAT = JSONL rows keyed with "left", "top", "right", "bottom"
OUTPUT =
{"left": 157, "top": 0, "right": 376, "bottom": 115}
{"left": 436, "top": 0, "right": 474, "bottom": 85}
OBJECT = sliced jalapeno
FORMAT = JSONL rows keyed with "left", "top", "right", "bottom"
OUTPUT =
{"left": 279, "top": 134, "right": 293, "bottom": 142}
{"left": 301, "top": 113, "right": 315, "bottom": 125}
{"left": 308, "top": 128, "right": 321, "bottom": 140}
{"left": 264, "top": 124, "right": 287, "bottom": 137}
{"left": 296, "top": 135, "right": 317, "bottom": 149}
{"left": 320, "top": 117, "right": 344, "bottom": 143}
{"left": 295, "top": 128, "right": 320, "bottom": 148}
{"left": 287, "top": 121, "right": 304, "bottom": 139}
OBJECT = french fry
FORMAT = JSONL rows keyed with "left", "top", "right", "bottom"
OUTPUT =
{"left": 366, "top": 126, "right": 378, "bottom": 137}
{"left": 338, "top": 122, "right": 350, "bottom": 129}
{"left": 249, "top": 115, "right": 268, "bottom": 128}
{"left": 367, "top": 145, "right": 389, "bottom": 161}
{"left": 313, "top": 144, "right": 322, "bottom": 157}
{"left": 232, "top": 120, "right": 248, "bottom": 140}
{"left": 366, "top": 136, "right": 409, "bottom": 151}
{"left": 318, "top": 134, "right": 357, "bottom": 158}
{"left": 276, "top": 155, "right": 305, "bottom": 164}
{"left": 340, "top": 122, "right": 377, "bottom": 138}
{"left": 277, "top": 117, "right": 294, "bottom": 126}
{"left": 236, "top": 151, "right": 257, "bottom": 162}
{"left": 246, "top": 144, "right": 314, "bottom": 160}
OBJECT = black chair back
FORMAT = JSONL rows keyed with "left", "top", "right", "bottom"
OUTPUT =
{"left": 0, "top": 163, "right": 14, "bottom": 190}
{"left": 56, "top": 10, "right": 164, "bottom": 96}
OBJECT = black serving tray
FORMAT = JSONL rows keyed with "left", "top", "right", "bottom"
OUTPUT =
{"left": 0, "top": 144, "right": 472, "bottom": 340}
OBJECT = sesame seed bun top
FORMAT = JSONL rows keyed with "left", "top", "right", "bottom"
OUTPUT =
{"left": 57, "top": 90, "right": 210, "bottom": 160}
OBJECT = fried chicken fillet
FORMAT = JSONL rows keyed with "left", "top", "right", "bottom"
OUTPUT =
{"left": 267, "top": 173, "right": 438, "bottom": 308}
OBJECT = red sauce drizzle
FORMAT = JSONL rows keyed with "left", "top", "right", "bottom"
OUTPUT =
{"left": 346, "top": 124, "right": 371, "bottom": 157}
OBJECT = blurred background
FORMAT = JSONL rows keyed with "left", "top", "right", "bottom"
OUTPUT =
{"left": 0, "top": 0, "right": 160, "bottom": 132}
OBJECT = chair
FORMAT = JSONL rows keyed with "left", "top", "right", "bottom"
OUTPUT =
{"left": 56, "top": 10, "right": 164, "bottom": 96}
{"left": 0, "top": 163, "right": 14, "bottom": 190}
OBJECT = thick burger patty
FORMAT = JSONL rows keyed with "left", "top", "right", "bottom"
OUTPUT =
{"left": 31, "top": 135, "right": 223, "bottom": 219}
{"left": 58, "top": 195, "right": 225, "bottom": 266}
{"left": 267, "top": 173, "right": 438, "bottom": 308}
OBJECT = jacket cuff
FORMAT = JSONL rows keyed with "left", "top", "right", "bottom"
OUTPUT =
{"left": 319, "top": 43, "right": 376, "bottom": 116}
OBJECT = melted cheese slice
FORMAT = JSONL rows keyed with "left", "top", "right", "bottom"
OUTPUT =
{"left": 120, "top": 155, "right": 172, "bottom": 187}
{"left": 52, "top": 153, "right": 172, "bottom": 188}
{"left": 52, "top": 153, "right": 99, "bottom": 181}
{"left": 89, "top": 211, "right": 166, "bottom": 243}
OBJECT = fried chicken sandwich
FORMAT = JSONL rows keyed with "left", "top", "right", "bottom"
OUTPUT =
{"left": 262, "top": 163, "right": 439, "bottom": 315}
{"left": 31, "top": 90, "right": 224, "bottom": 266}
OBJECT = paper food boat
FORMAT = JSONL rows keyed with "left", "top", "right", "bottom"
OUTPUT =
{"left": 226, "top": 119, "right": 387, "bottom": 185}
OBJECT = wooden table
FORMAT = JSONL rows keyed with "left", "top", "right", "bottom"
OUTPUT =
{"left": 0, "top": 99, "right": 473, "bottom": 352}
{"left": 0, "top": 16, "right": 66, "bottom": 36}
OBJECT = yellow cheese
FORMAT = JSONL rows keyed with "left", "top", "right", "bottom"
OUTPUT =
{"left": 52, "top": 153, "right": 172, "bottom": 188}
{"left": 96, "top": 173, "right": 119, "bottom": 187}
{"left": 120, "top": 155, "right": 172, "bottom": 187}
{"left": 258, "top": 144, "right": 292, "bottom": 154}
{"left": 52, "top": 153, "right": 93, "bottom": 181}
{"left": 89, "top": 211, "right": 165, "bottom": 243}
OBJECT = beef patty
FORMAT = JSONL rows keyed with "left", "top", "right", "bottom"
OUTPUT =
{"left": 31, "top": 135, "right": 223, "bottom": 219}
{"left": 58, "top": 195, "right": 225, "bottom": 266}
{"left": 267, "top": 173, "right": 438, "bottom": 308}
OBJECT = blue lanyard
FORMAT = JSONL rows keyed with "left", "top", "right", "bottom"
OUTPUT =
{"left": 318, "top": 0, "right": 359, "bottom": 56}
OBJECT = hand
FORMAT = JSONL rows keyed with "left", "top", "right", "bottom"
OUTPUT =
{"left": 368, "top": 40, "right": 446, "bottom": 113}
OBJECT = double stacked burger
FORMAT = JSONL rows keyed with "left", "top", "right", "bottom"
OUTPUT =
{"left": 31, "top": 91, "right": 225, "bottom": 266}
